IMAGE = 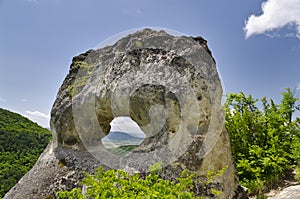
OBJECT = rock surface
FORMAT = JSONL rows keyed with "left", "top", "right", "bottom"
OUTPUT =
{"left": 4, "top": 142, "right": 106, "bottom": 199}
{"left": 4, "top": 29, "right": 243, "bottom": 198}
{"left": 270, "top": 185, "right": 300, "bottom": 199}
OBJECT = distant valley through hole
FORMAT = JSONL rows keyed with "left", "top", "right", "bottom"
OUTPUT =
{"left": 101, "top": 116, "right": 146, "bottom": 156}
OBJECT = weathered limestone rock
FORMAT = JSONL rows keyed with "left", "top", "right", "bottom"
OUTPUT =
{"left": 4, "top": 29, "right": 243, "bottom": 198}
{"left": 271, "top": 185, "right": 300, "bottom": 199}
{"left": 4, "top": 142, "right": 104, "bottom": 199}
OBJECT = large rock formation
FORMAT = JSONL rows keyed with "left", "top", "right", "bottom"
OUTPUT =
{"left": 4, "top": 29, "right": 244, "bottom": 198}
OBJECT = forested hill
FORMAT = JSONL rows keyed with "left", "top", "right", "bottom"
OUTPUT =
{"left": 0, "top": 107, "right": 51, "bottom": 198}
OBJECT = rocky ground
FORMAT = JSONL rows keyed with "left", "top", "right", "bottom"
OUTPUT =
{"left": 250, "top": 170, "right": 300, "bottom": 199}
{"left": 269, "top": 185, "right": 300, "bottom": 199}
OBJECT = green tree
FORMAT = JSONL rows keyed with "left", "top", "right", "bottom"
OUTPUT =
{"left": 225, "top": 89, "right": 300, "bottom": 194}
{"left": 0, "top": 108, "right": 51, "bottom": 198}
{"left": 279, "top": 88, "right": 300, "bottom": 123}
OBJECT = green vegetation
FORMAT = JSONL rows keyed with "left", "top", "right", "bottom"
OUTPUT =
{"left": 224, "top": 88, "right": 300, "bottom": 195}
{"left": 0, "top": 108, "right": 51, "bottom": 198}
{"left": 57, "top": 163, "right": 227, "bottom": 199}
{"left": 57, "top": 88, "right": 299, "bottom": 198}
{"left": 1, "top": 88, "right": 299, "bottom": 198}
{"left": 106, "top": 145, "right": 140, "bottom": 156}
{"left": 135, "top": 40, "right": 143, "bottom": 47}
{"left": 68, "top": 61, "right": 95, "bottom": 97}
{"left": 57, "top": 164, "right": 199, "bottom": 199}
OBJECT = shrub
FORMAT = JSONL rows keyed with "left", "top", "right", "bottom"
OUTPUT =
{"left": 225, "top": 88, "right": 300, "bottom": 194}
{"left": 57, "top": 165, "right": 202, "bottom": 199}
{"left": 56, "top": 163, "right": 228, "bottom": 199}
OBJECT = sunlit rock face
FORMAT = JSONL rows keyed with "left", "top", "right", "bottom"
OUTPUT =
{"left": 4, "top": 29, "right": 243, "bottom": 199}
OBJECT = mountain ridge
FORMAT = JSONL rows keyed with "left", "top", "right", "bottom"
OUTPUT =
{"left": 102, "top": 131, "right": 145, "bottom": 141}
{"left": 0, "top": 107, "right": 50, "bottom": 134}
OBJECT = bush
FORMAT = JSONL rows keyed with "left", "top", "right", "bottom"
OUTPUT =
{"left": 56, "top": 163, "right": 228, "bottom": 199}
{"left": 224, "top": 88, "right": 300, "bottom": 194}
{"left": 57, "top": 165, "right": 202, "bottom": 199}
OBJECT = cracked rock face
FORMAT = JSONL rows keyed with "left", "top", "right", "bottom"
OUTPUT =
{"left": 4, "top": 29, "right": 242, "bottom": 199}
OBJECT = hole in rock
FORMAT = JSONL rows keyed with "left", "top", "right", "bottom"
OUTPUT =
{"left": 101, "top": 116, "right": 146, "bottom": 156}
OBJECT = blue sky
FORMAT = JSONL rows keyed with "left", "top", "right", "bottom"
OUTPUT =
{"left": 0, "top": 0, "right": 299, "bottom": 127}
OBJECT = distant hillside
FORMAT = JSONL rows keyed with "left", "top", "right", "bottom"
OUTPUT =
{"left": 102, "top": 131, "right": 145, "bottom": 156}
{"left": 102, "top": 131, "right": 144, "bottom": 141}
{"left": 0, "top": 107, "right": 51, "bottom": 198}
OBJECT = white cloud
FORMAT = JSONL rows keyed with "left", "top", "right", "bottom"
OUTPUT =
{"left": 26, "top": 111, "right": 49, "bottom": 119}
{"left": 296, "top": 82, "right": 300, "bottom": 90}
{"left": 244, "top": 0, "right": 300, "bottom": 39}
{"left": 0, "top": 98, "right": 6, "bottom": 103}
{"left": 110, "top": 116, "right": 146, "bottom": 138}
{"left": 25, "top": 111, "right": 50, "bottom": 128}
